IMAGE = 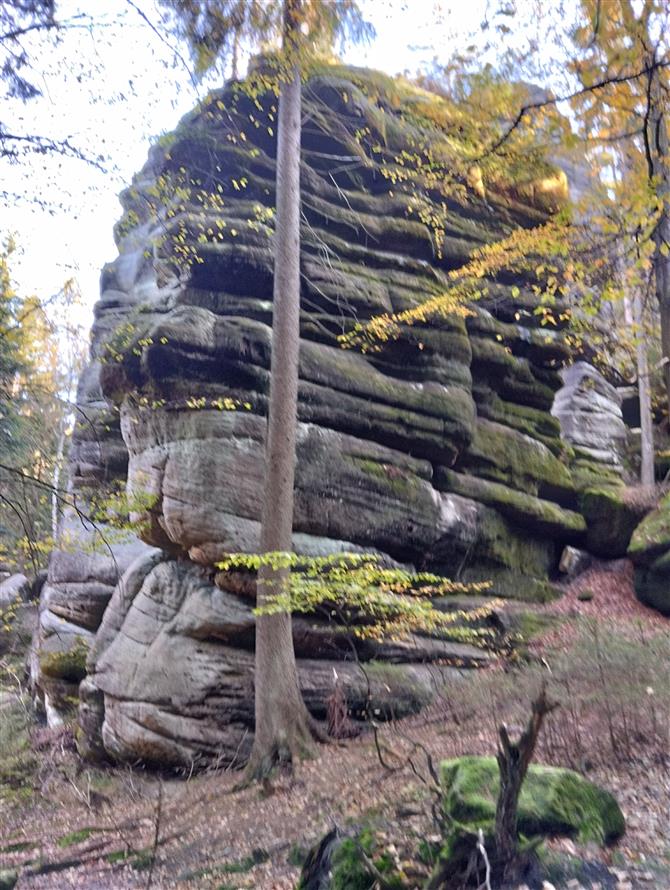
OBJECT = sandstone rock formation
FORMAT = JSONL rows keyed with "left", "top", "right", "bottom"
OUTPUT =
{"left": 35, "top": 64, "right": 622, "bottom": 766}
{"left": 552, "top": 361, "right": 626, "bottom": 478}
{"left": 629, "top": 491, "right": 670, "bottom": 613}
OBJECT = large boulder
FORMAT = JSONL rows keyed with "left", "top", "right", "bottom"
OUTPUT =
{"left": 0, "top": 573, "right": 30, "bottom": 607}
{"left": 440, "top": 756, "right": 625, "bottom": 845}
{"left": 425, "top": 755, "right": 625, "bottom": 888}
{"left": 34, "top": 63, "right": 625, "bottom": 766}
{"left": 298, "top": 755, "right": 625, "bottom": 890}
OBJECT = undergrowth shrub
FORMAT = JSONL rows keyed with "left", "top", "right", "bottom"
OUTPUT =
{"left": 0, "top": 661, "right": 37, "bottom": 802}
{"left": 440, "top": 618, "right": 670, "bottom": 769}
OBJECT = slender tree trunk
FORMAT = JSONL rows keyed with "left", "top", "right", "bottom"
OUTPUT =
{"left": 634, "top": 290, "right": 655, "bottom": 485}
{"left": 231, "top": 33, "right": 239, "bottom": 80}
{"left": 653, "top": 230, "right": 670, "bottom": 424}
{"left": 51, "top": 423, "right": 66, "bottom": 543}
{"left": 244, "top": 0, "right": 318, "bottom": 782}
{"left": 623, "top": 264, "right": 654, "bottom": 486}
{"left": 646, "top": 53, "right": 670, "bottom": 422}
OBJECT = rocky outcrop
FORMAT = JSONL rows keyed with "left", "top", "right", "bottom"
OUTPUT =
{"left": 35, "top": 63, "right": 623, "bottom": 766}
{"left": 32, "top": 299, "right": 157, "bottom": 721}
{"left": 628, "top": 491, "right": 670, "bottom": 613}
{"left": 79, "top": 554, "right": 479, "bottom": 766}
{"left": 552, "top": 361, "right": 626, "bottom": 482}
{"left": 0, "top": 573, "right": 30, "bottom": 607}
{"left": 550, "top": 362, "right": 646, "bottom": 558}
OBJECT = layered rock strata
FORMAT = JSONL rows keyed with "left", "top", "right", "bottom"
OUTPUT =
{"left": 36, "top": 64, "right": 620, "bottom": 766}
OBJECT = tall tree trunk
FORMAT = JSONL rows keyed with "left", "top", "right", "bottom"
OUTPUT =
{"left": 231, "top": 33, "right": 239, "bottom": 80}
{"left": 244, "top": 0, "right": 318, "bottom": 782}
{"left": 646, "top": 52, "right": 670, "bottom": 421}
{"left": 51, "top": 422, "right": 66, "bottom": 542}
{"left": 634, "top": 290, "right": 655, "bottom": 485}
{"left": 622, "top": 260, "right": 654, "bottom": 486}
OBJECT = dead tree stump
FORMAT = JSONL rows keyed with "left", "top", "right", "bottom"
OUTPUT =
{"left": 495, "top": 682, "right": 559, "bottom": 881}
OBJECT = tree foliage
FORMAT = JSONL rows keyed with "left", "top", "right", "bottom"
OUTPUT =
{"left": 157, "top": 0, "right": 374, "bottom": 80}
{"left": 0, "top": 0, "right": 55, "bottom": 102}
{"left": 218, "top": 551, "right": 496, "bottom": 645}
{"left": 0, "top": 235, "right": 84, "bottom": 572}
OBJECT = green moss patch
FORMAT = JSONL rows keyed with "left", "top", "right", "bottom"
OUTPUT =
{"left": 179, "top": 848, "right": 269, "bottom": 882}
{"left": 39, "top": 638, "right": 89, "bottom": 684}
{"left": 629, "top": 491, "right": 670, "bottom": 565}
{"left": 57, "top": 827, "right": 96, "bottom": 848}
{"left": 299, "top": 827, "right": 406, "bottom": 890}
{"left": 459, "top": 417, "right": 574, "bottom": 500}
{"left": 436, "top": 468, "right": 585, "bottom": 540}
{"left": 508, "top": 609, "right": 559, "bottom": 642}
{"left": 581, "top": 487, "right": 644, "bottom": 558}
{"left": 440, "top": 756, "right": 624, "bottom": 845}
{"left": 0, "top": 841, "right": 36, "bottom": 854}
{"left": 633, "top": 551, "right": 670, "bottom": 614}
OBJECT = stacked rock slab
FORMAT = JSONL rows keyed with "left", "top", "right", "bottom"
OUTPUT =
{"left": 552, "top": 362, "right": 626, "bottom": 478}
{"left": 37, "top": 64, "right": 610, "bottom": 766}
{"left": 551, "top": 362, "right": 641, "bottom": 558}
{"left": 33, "top": 335, "right": 157, "bottom": 720}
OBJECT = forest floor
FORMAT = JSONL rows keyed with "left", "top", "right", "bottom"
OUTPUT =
{"left": 2, "top": 559, "right": 670, "bottom": 890}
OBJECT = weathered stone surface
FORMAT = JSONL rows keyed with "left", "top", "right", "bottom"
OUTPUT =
{"left": 426, "top": 492, "right": 561, "bottom": 602}
{"left": 34, "top": 63, "right": 625, "bottom": 765}
{"left": 85, "top": 559, "right": 468, "bottom": 766}
{"left": 629, "top": 491, "right": 670, "bottom": 613}
{"left": 559, "top": 545, "right": 592, "bottom": 578}
{"left": 435, "top": 468, "right": 585, "bottom": 541}
{"left": 0, "top": 573, "right": 29, "bottom": 607}
{"left": 552, "top": 362, "right": 626, "bottom": 475}
{"left": 121, "top": 404, "right": 449, "bottom": 563}
{"left": 580, "top": 486, "right": 649, "bottom": 558}
{"left": 0, "top": 602, "right": 36, "bottom": 658}
{"left": 32, "top": 512, "right": 157, "bottom": 722}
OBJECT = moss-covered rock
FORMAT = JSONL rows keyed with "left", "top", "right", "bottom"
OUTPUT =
{"left": 42, "top": 58, "right": 621, "bottom": 768}
{"left": 0, "top": 871, "right": 18, "bottom": 890}
{"left": 628, "top": 490, "right": 670, "bottom": 611}
{"left": 436, "top": 468, "right": 585, "bottom": 541}
{"left": 440, "top": 755, "right": 625, "bottom": 845}
{"left": 298, "top": 827, "right": 407, "bottom": 890}
{"left": 428, "top": 496, "right": 561, "bottom": 602}
{"left": 632, "top": 548, "right": 670, "bottom": 614}
{"left": 475, "top": 387, "right": 566, "bottom": 456}
{"left": 581, "top": 486, "right": 647, "bottom": 558}
{"left": 629, "top": 491, "right": 670, "bottom": 565}
{"left": 457, "top": 418, "right": 575, "bottom": 501}
{"left": 569, "top": 450, "right": 624, "bottom": 491}
{"left": 460, "top": 566, "right": 561, "bottom": 604}
{"left": 39, "top": 637, "right": 90, "bottom": 683}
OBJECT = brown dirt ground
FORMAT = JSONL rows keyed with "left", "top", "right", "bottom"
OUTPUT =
{"left": 3, "top": 562, "right": 670, "bottom": 889}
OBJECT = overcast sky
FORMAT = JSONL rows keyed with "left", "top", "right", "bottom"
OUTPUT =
{"left": 0, "top": 0, "right": 495, "bottom": 331}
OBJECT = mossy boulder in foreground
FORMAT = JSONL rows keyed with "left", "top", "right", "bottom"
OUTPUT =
{"left": 440, "top": 755, "right": 625, "bottom": 845}
{"left": 298, "top": 827, "right": 406, "bottom": 890}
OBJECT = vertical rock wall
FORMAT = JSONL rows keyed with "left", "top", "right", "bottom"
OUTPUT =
{"left": 34, "top": 64, "right": 620, "bottom": 766}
